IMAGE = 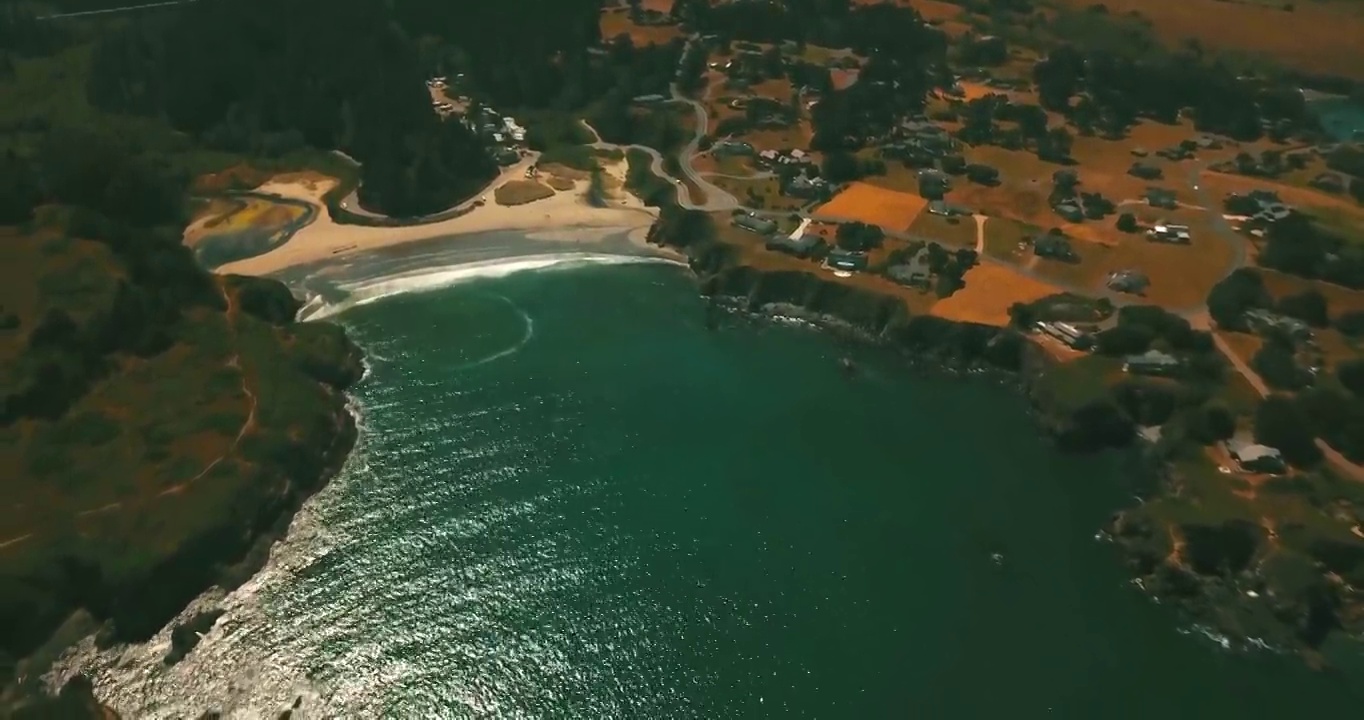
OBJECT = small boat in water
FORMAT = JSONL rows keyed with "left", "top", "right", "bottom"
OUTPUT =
{"left": 839, "top": 357, "right": 857, "bottom": 375}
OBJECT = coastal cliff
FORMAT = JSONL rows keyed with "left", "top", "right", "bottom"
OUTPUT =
{"left": 0, "top": 224, "right": 363, "bottom": 713}
{"left": 652, "top": 211, "right": 1128, "bottom": 452}
{"left": 649, "top": 207, "right": 1364, "bottom": 660}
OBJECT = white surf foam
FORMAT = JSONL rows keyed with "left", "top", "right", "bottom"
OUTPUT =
{"left": 302, "top": 252, "right": 684, "bottom": 322}
{"left": 451, "top": 295, "right": 535, "bottom": 371}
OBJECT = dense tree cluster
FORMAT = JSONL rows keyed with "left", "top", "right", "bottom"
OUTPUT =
{"left": 84, "top": 0, "right": 508, "bottom": 217}
{"left": 1207, "top": 268, "right": 1273, "bottom": 329}
{"left": 683, "top": 2, "right": 950, "bottom": 151}
{"left": 1032, "top": 42, "right": 1311, "bottom": 141}
{"left": 1258, "top": 213, "right": 1364, "bottom": 289}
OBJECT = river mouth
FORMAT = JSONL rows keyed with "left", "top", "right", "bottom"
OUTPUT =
{"left": 55, "top": 261, "right": 1364, "bottom": 717}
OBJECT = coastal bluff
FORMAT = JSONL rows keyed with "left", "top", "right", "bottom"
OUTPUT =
{"left": 1, "top": 226, "right": 363, "bottom": 714}
{"left": 647, "top": 206, "right": 1364, "bottom": 660}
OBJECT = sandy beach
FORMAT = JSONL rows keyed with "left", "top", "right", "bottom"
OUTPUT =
{"left": 213, "top": 158, "right": 667, "bottom": 278}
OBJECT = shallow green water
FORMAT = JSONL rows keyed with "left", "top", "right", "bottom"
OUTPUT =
{"left": 91, "top": 262, "right": 1362, "bottom": 717}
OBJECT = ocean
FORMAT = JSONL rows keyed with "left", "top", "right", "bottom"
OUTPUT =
{"left": 63, "top": 254, "right": 1363, "bottom": 717}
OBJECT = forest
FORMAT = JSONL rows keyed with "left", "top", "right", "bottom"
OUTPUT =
{"left": 83, "top": 0, "right": 498, "bottom": 217}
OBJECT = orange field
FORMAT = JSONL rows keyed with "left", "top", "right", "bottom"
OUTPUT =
{"left": 815, "top": 182, "right": 928, "bottom": 230}
{"left": 929, "top": 263, "right": 1060, "bottom": 327}
{"left": 599, "top": 8, "right": 682, "bottom": 46}
{"left": 1053, "top": 0, "right": 1364, "bottom": 80}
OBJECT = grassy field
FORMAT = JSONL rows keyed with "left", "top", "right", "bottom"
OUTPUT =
{"left": 907, "top": 212, "right": 977, "bottom": 248}
{"left": 694, "top": 152, "right": 758, "bottom": 177}
{"left": 1259, "top": 269, "right": 1364, "bottom": 316}
{"left": 494, "top": 180, "right": 556, "bottom": 206}
{"left": 815, "top": 182, "right": 928, "bottom": 230}
{"left": 1049, "top": 0, "right": 1364, "bottom": 80}
{"left": 929, "top": 263, "right": 1062, "bottom": 327}
{"left": 711, "top": 175, "right": 807, "bottom": 211}
{"left": 598, "top": 7, "right": 683, "bottom": 47}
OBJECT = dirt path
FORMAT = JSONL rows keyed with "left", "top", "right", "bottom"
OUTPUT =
{"left": 0, "top": 533, "right": 33, "bottom": 550}
{"left": 160, "top": 285, "right": 260, "bottom": 497}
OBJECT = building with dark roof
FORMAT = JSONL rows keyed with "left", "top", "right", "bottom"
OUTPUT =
{"left": 1145, "top": 187, "right": 1178, "bottom": 209}
{"left": 1106, "top": 269, "right": 1149, "bottom": 294}
{"left": 734, "top": 214, "right": 777, "bottom": 235}
{"left": 1129, "top": 161, "right": 1163, "bottom": 180}
{"left": 1034, "top": 234, "right": 1076, "bottom": 260}
{"left": 827, "top": 249, "right": 868, "bottom": 271}
{"left": 1225, "top": 437, "right": 1285, "bottom": 474}
{"left": 887, "top": 247, "right": 932, "bottom": 287}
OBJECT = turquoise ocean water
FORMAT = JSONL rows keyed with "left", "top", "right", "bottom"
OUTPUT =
{"left": 79, "top": 260, "right": 1362, "bottom": 717}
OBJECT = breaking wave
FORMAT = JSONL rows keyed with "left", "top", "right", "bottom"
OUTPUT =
{"left": 300, "top": 252, "right": 684, "bottom": 322}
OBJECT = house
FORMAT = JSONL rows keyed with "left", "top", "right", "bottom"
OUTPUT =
{"left": 784, "top": 175, "right": 828, "bottom": 199}
{"left": 1194, "top": 134, "right": 1223, "bottom": 150}
{"left": 1130, "top": 147, "right": 1148, "bottom": 157}
{"left": 766, "top": 233, "right": 818, "bottom": 257}
{"left": 1034, "top": 320, "right": 1091, "bottom": 349}
{"left": 1106, "top": 269, "right": 1150, "bottom": 294}
{"left": 1123, "top": 349, "right": 1182, "bottom": 375}
{"left": 1309, "top": 172, "right": 1347, "bottom": 193}
{"left": 887, "top": 247, "right": 932, "bottom": 287}
{"left": 734, "top": 213, "right": 777, "bottom": 235}
{"left": 1034, "top": 233, "right": 1076, "bottom": 260}
{"left": 712, "top": 140, "right": 755, "bottom": 157}
{"left": 1054, "top": 203, "right": 1084, "bottom": 222}
{"left": 1147, "top": 223, "right": 1191, "bottom": 243}
{"left": 928, "top": 200, "right": 971, "bottom": 217}
{"left": 1145, "top": 187, "right": 1178, "bottom": 210}
{"left": 1225, "top": 437, "right": 1286, "bottom": 474}
{"left": 1129, "top": 161, "right": 1163, "bottom": 180}
{"left": 1245, "top": 309, "right": 1312, "bottom": 340}
{"left": 756, "top": 149, "right": 780, "bottom": 167}
{"left": 1252, "top": 202, "right": 1294, "bottom": 225}
{"left": 632, "top": 94, "right": 667, "bottom": 105}
{"left": 827, "top": 249, "right": 868, "bottom": 271}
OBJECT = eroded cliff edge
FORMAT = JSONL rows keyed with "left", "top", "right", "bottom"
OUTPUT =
{"left": 0, "top": 225, "right": 363, "bottom": 714}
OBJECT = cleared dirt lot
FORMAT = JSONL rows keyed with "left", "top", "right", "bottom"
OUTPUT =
{"left": 815, "top": 182, "right": 928, "bottom": 230}
{"left": 1052, "top": 0, "right": 1364, "bottom": 80}
{"left": 929, "top": 263, "right": 1061, "bottom": 327}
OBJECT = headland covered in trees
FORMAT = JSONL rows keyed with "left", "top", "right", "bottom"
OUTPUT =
{"left": 4, "top": 0, "right": 1364, "bottom": 713}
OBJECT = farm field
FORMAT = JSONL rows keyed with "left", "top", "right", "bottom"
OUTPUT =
{"left": 815, "top": 181, "right": 927, "bottom": 230}
{"left": 1050, "top": 0, "right": 1364, "bottom": 81}
{"left": 929, "top": 263, "right": 1060, "bottom": 327}
{"left": 907, "top": 212, "right": 977, "bottom": 249}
